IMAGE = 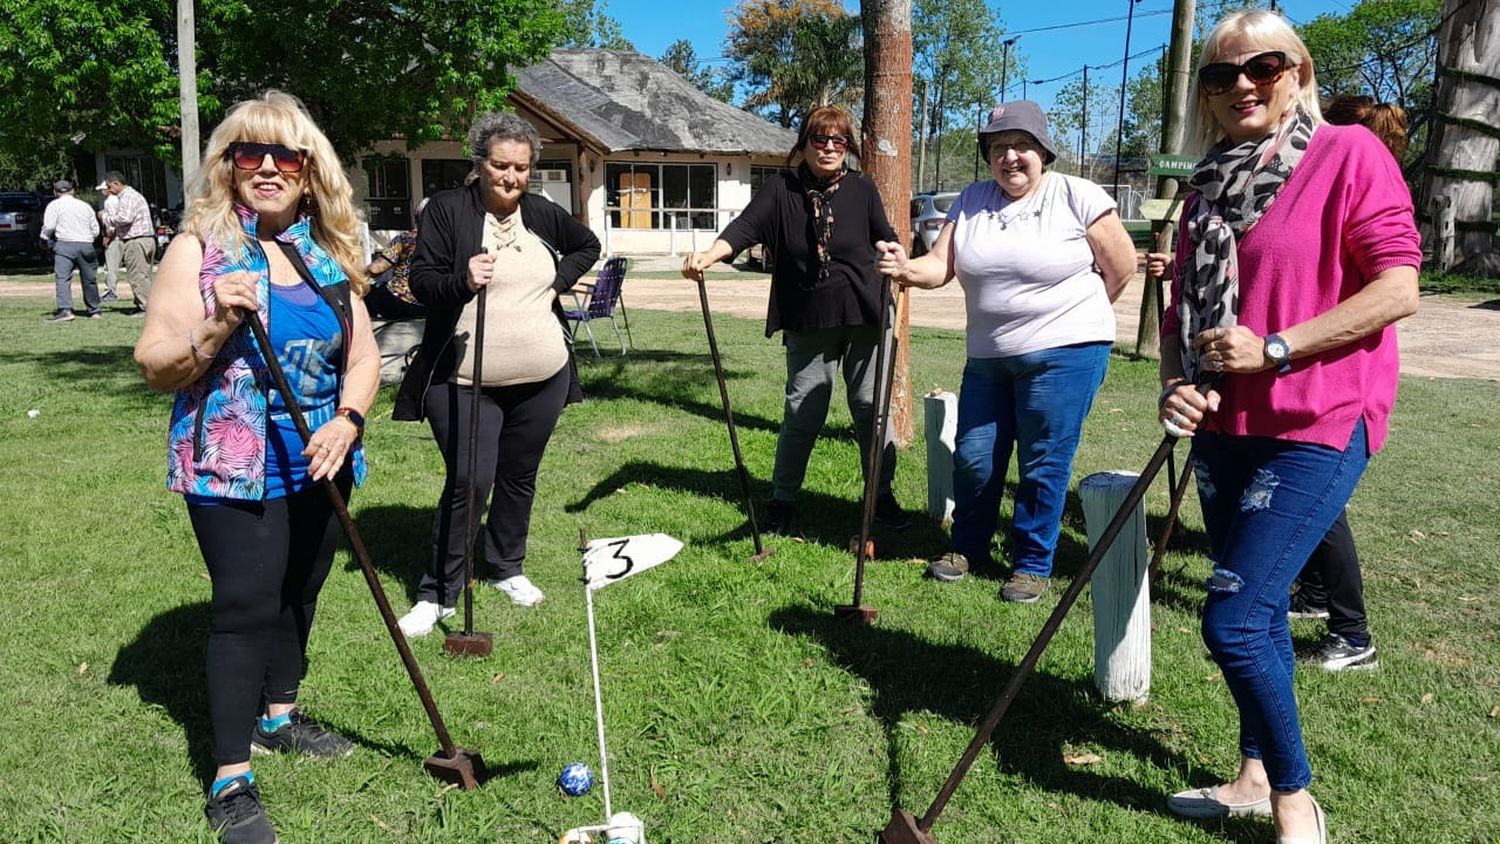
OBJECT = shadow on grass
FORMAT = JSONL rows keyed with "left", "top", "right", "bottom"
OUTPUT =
{"left": 769, "top": 605, "right": 1274, "bottom": 842}
{"left": 108, "top": 601, "right": 431, "bottom": 787}
{"left": 4, "top": 343, "right": 156, "bottom": 403}
{"left": 563, "top": 459, "right": 949, "bottom": 560}
{"left": 578, "top": 349, "right": 784, "bottom": 435}
{"left": 349, "top": 504, "right": 433, "bottom": 602}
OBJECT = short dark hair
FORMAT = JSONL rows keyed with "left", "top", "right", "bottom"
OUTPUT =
{"left": 104, "top": 170, "right": 126, "bottom": 185}
{"left": 787, "top": 105, "right": 861, "bottom": 166}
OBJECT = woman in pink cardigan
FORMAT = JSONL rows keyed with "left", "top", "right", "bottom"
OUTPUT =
{"left": 1155, "top": 11, "right": 1420, "bottom": 843}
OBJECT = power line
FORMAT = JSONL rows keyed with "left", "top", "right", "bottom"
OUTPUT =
{"left": 1008, "top": 8, "right": 1171, "bottom": 36}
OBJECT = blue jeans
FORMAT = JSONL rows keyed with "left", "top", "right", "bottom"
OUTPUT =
{"left": 1192, "top": 418, "right": 1370, "bottom": 792}
{"left": 949, "top": 343, "right": 1110, "bottom": 576}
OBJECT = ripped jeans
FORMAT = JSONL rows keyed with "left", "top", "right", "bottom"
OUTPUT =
{"left": 1191, "top": 418, "right": 1369, "bottom": 792}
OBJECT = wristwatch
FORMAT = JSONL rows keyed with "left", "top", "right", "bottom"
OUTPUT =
{"left": 1263, "top": 333, "right": 1292, "bottom": 374}
{"left": 335, "top": 406, "right": 366, "bottom": 434}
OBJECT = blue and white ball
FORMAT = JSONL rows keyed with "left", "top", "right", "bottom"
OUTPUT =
{"left": 558, "top": 762, "right": 594, "bottom": 796}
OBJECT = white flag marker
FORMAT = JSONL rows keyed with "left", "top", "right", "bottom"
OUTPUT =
{"left": 583, "top": 533, "right": 684, "bottom": 591}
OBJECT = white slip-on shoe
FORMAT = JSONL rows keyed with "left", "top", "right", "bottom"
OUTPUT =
{"left": 397, "top": 601, "right": 455, "bottom": 637}
{"left": 1278, "top": 796, "right": 1327, "bottom": 844}
{"left": 492, "top": 574, "right": 545, "bottom": 607}
{"left": 1167, "top": 785, "right": 1273, "bottom": 819}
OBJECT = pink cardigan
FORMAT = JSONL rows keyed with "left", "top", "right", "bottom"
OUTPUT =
{"left": 1165, "top": 124, "right": 1423, "bottom": 453}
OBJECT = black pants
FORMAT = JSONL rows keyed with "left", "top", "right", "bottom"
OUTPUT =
{"left": 188, "top": 474, "right": 351, "bottom": 766}
{"left": 418, "top": 367, "right": 569, "bottom": 606}
{"left": 1294, "top": 509, "right": 1370, "bottom": 640}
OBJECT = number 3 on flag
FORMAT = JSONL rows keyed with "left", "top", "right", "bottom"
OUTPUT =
{"left": 583, "top": 533, "right": 684, "bottom": 591}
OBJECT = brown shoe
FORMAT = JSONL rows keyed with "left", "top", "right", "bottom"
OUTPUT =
{"left": 1000, "top": 572, "right": 1050, "bottom": 604}
{"left": 925, "top": 552, "right": 969, "bottom": 582}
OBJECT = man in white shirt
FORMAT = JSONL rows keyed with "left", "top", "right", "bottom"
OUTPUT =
{"left": 40, "top": 180, "right": 101, "bottom": 322}
{"left": 101, "top": 170, "right": 154, "bottom": 314}
{"left": 96, "top": 181, "right": 122, "bottom": 302}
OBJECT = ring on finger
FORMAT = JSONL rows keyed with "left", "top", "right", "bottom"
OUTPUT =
{"left": 1171, "top": 412, "right": 1189, "bottom": 426}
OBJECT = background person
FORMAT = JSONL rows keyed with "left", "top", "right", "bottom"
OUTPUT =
{"left": 1156, "top": 12, "right": 1420, "bottom": 841}
{"left": 1143, "top": 92, "right": 1411, "bottom": 673}
{"left": 133, "top": 91, "right": 379, "bottom": 844}
{"left": 97, "top": 181, "right": 122, "bottom": 302}
{"left": 364, "top": 197, "right": 429, "bottom": 319}
{"left": 392, "top": 112, "right": 599, "bottom": 636}
{"left": 681, "top": 105, "right": 910, "bottom": 536}
{"left": 877, "top": 100, "right": 1136, "bottom": 603}
{"left": 102, "top": 169, "right": 156, "bottom": 314}
{"left": 40, "top": 179, "right": 102, "bottom": 321}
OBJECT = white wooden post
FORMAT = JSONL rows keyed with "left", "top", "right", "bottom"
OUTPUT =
{"left": 924, "top": 390, "right": 957, "bottom": 525}
{"left": 1080, "top": 470, "right": 1151, "bottom": 703}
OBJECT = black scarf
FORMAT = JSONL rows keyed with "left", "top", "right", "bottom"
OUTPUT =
{"left": 1178, "top": 106, "right": 1316, "bottom": 383}
{"left": 798, "top": 163, "right": 847, "bottom": 290}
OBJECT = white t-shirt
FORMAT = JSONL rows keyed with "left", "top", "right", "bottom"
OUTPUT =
{"left": 945, "top": 172, "right": 1117, "bottom": 358}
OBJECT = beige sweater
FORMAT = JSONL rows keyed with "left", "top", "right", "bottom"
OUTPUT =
{"left": 453, "top": 212, "right": 569, "bottom": 387}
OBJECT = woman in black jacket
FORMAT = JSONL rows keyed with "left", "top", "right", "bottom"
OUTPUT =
{"left": 394, "top": 112, "right": 600, "bottom": 636}
{"left": 682, "top": 105, "right": 907, "bottom": 536}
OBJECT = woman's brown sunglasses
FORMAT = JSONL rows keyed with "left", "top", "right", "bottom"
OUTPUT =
{"left": 1198, "top": 51, "right": 1291, "bottom": 96}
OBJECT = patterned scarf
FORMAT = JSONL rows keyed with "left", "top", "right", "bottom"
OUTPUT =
{"left": 799, "top": 163, "right": 847, "bottom": 290}
{"left": 1179, "top": 106, "right": 1316, "bottom": 383}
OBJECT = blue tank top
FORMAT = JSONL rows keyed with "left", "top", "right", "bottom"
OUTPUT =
{"left": 262, "top": 280, "right": 343, "bottom": 498}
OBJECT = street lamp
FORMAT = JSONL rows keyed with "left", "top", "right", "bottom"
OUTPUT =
{"left": 1000, "top": 36, "right": 1019, "bottom": 102}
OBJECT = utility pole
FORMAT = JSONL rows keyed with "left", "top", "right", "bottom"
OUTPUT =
{"left": 860, "top": 0, "right": 916, "bottom": 445}
{"left": 916, "top": 80, "right": 929, "bottom": 192}
{"left": 1081, "top": 65, "right": 1090, "bottom": 180}
{"left": 933, "top": 74, "right": 945, "bottom": 193}
{"left": 1000, "top": 36, "right": 1019, "bottom": 101}
{"left": 1112, "top": 0, "right": 1143, "bottom": 206}
{"left": 1135, "top": 0, "right": 1195, "bottom": 357}
{"left": 177, "top": 0, "right": 200, "bottom": 189}
{"left": 974, "top": 105, "right": 983, "bottom": 181}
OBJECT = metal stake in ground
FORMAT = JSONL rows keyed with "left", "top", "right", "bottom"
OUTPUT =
{"left": 836, "top": 274, "right": 897, "bottom": 625}
{"left": 880, "top": 426, "right": 1189, "bottom": 842}
{"left": 242, "top": 311, "right": 485, "bottom": 790}
{"left": 694, "top": 278, "right": 773, "bottom": 562}
{"left": 446, "top": 281, "right": 494, "bottom": 658}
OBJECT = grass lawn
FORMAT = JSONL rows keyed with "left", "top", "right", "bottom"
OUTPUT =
{"left": 0, "top": 293, "right": 1496, "bottom": 843}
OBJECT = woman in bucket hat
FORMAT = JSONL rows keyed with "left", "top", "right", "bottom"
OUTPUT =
{"left": 878, "top": 100, "right": 1137, "bottom": 602}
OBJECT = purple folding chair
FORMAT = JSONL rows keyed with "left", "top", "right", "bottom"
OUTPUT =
{"left": 564, "top": 256, "right": 631, "bottom": 357}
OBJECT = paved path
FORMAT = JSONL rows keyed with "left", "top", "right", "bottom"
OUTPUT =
{"left": 617, "top": 257, "right": 1498, "bottom": 382}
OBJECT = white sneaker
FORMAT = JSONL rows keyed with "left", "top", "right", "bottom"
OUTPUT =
{"left": 491, "top": 574, "right": 545, "bottom": 607}
{"left": 397, "top": 601, "right": 455, "bottom": 637}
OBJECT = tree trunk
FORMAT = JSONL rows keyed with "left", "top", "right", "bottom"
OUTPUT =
{"left": 861, "top": 0, "right": 915, "bottom": 446}
{"left": 1420, "top": 0, "right": 1500, "bottom": 276}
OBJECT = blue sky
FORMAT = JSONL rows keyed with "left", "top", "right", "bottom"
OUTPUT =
{"left": 600, "top": 0, "right": 1356, "bottom": 116}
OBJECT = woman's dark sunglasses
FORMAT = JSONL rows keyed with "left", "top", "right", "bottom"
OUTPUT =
{"left": 809, "top": 134, "right": 849, "bottom": 151}
{"left": 226, "top": 142, "right": 307, "bottom": 173}
{"left": 1198, "top": 51, "right": 1290, "bottom": 96}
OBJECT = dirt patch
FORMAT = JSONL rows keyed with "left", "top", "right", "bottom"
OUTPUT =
{"left": 594, "top": 422, "right": 654, "bottom": 443}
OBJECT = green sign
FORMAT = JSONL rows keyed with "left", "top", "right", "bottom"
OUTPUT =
{"left": 1147, "top": 154, "right": 1196, "bottom": 178}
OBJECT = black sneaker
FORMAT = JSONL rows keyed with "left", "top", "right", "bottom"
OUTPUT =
{"left": 1299, "top": 633, "right": 1377, "bottom": 671}
{"left": 925, "top": 551, "right": 969, "bottom": 582}
{"left": 873, "top": 494, "right": 912, "bottom": 530}
{"left": 1287, "top": 590, "right": 1330, "bottom": 620}
{"left": 251, "top": 710, "right": 354, "bottom": 758}
{"left": 204, "top": 776, "right": 277, "bottom": 844}
{"left": 100, "top": 291, "right": 118, "bottom": 302}
{"left": 763, "top": 499, "right": 796, "bottom": 535}
{"left": 46, "top": 309, "right": 75, "bottom": 322}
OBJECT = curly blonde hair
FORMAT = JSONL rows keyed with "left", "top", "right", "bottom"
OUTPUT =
{"left": 182, "top": 91, "right": 368, "bottom": 294}
{"left": 1185, "top": 10, "right": 1324, "bottom": 156}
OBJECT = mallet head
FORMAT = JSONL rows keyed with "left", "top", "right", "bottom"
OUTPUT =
{"left": 443, "top": 631, "right": 494, "bottom": 658}
{"left": 879, "top": 809, "right": 937, "bottom": 843}
{"left": 423, "top": 747, "right": 486, "bottom": 790}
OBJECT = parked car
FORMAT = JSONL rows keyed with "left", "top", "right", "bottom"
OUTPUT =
{"left": 909, "top": 191, "right": 959, "bottom": 257}
{"left": 0, "top": 192, "right": 50, "bottom": 259}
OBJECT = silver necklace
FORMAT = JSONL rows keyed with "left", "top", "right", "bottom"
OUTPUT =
{"left": 987, "top": 188, "right": 1045, "bottom": 229}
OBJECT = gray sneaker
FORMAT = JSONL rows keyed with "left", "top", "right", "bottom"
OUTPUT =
{"left": 1000, "top": 572, "right": 1050, "bottom": 604}
{"left": 926, "top": 552, "right": 969, "bottom": 582}
{"left": 1300, "top": 632, "right": 1378, "bottom": 671}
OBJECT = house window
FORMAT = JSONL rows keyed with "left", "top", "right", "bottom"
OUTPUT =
{"left": 421, "top": 159, "right": 470, "bottom": 197}
{"left": 750, "top": 165, "right": 785, "bottom": 196}
{"left": 605, "top": 163, "right": 717, "bottom": 230}
{"left": 363, "top": 156, "right": 411, "bottom": 230}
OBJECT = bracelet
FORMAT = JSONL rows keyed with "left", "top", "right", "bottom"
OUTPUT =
{"left": 187, "top": 327, "right": 216, "bottom": 362}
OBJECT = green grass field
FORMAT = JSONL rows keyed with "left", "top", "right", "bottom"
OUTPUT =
{"left": 0, "top": 293, "right": 1496, "bottom": 843}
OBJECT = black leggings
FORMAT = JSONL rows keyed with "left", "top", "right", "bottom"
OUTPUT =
{"left": 1294, "top": 509, "right": 1370, "bottom": 640}
{"left": 188, "top": 474, "right": 350, "bottom": 765}
{"left": 417, "top": 367, "right": 569, "bottom": 606}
